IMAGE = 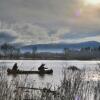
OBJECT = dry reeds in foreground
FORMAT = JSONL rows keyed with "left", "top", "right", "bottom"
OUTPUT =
{"left": 0, "top": 66, "right": 100, "bottom": 100}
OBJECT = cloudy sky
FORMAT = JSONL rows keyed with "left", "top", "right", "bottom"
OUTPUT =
{"left": 0, "top": 0, "right": 100, "bottom": 46}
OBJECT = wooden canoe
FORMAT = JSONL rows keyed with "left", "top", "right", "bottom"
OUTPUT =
{"left": 7, "top": 68, "right": 53, "bottom": 75}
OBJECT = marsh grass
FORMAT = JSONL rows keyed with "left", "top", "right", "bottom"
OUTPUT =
{"left": 0, "top": 65, "right": 100, "bottom": 100}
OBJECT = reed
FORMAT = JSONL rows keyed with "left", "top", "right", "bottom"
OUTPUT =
{"left": 0, "top": 65, "right": 100, "bottom": 100}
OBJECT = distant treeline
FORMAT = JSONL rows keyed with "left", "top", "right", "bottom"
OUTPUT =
{"left": 0, "top": 43, "right": 100, "bottom": 60}
{"left": 0, "top": 43, "right": 20, "bottom": 59}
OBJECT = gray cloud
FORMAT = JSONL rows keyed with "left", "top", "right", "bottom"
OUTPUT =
{"left": 0, "top": 31, "right": 17, "bottom": 44}
{"left": 0, "top": 0, "right": 100, "bottom": 45}
{"left": 0, "top": 0, "right": 77, "bottom": 26}
{"left": 0, "top": 21, "right": 100, "bottom": 45}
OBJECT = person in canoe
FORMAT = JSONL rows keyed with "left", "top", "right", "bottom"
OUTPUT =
{"left": 12, "top": 63, "right": 18, "bottom": 71}
{"left": 38, "top": 64, "right": 48, "bottom": 72}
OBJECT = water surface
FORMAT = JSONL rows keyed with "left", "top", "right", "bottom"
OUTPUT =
{"left": 0, "top": 60, "right": 100, "bottom": 88}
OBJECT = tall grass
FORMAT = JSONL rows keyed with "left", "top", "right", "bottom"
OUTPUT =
{"left": 0, "top": 65, "right": 100, "bottom": 100}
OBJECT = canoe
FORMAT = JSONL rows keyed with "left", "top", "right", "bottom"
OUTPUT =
{"left": 7, "top": 68, "right": 53, "bottom": 75}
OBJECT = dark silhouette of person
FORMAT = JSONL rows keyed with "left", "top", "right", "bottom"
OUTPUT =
{"left": 38, "top": 64, "right": 47, "bottom": 72}
{"left": 12, "top": 63, "right": 18, "bottom": 71}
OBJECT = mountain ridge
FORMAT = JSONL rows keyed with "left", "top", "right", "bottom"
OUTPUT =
{"left": 21, "top": 41, "right": 100, "bottom": 52}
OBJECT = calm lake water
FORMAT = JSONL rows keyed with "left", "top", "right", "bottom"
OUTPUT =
{"left": 0, "top": 60, "right": 100, "bottom": 89}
